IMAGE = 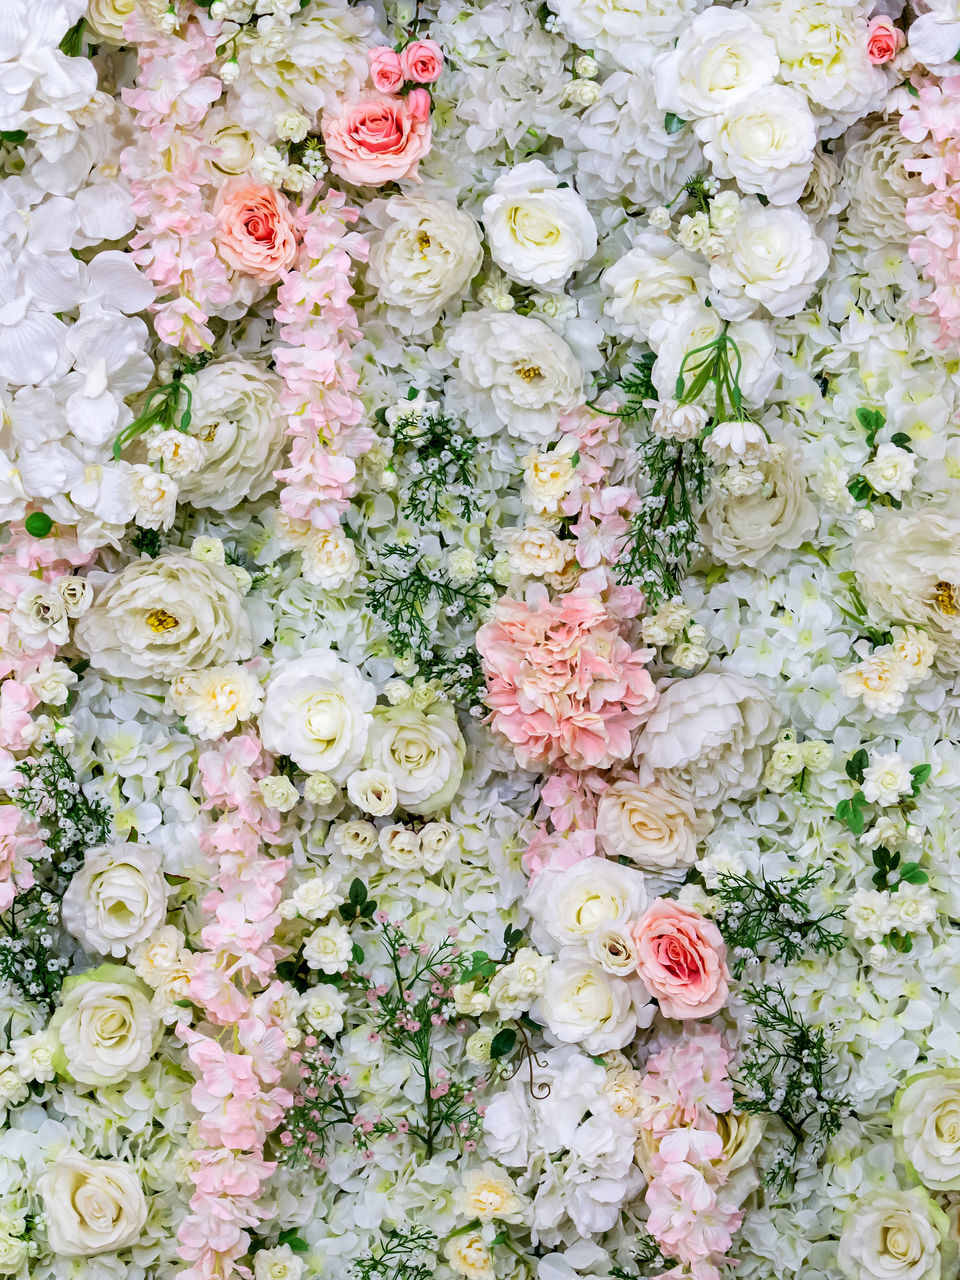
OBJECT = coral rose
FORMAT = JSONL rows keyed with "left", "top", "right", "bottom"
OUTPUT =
{"left": 400, "top": 39, "right": 444, "bottom": 84}
{"left": 321, "top": 93, "right": 431, "bottom": 186}
{"left": 213, "top": 178, "right": 298, "bottom": 282}
{"left": 631, "top": 899, "right": 730, "bottom": 1019}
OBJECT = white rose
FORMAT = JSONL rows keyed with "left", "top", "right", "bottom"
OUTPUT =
{"left": 895, "top": 1069, "right": 960, "bottom": 1191}
{"left": 443, "top": 1230, "right": 495, "bottom": 1280}
{"left": 303, "top": 984, "right": 346, "bottom": 1035}
{"left": 61, "top": 843, "right": 167, "bottom": 959}
{"left": 497, "top": 523, "right": 569, "bottom": 577}
{"left": 57, "top": 576, "right": 93, "bottom": 618}
{"left": 302, "top": 923, "right": 352, "bottom": 974}
{"left": 636, "top": 671, "right": 780, "bottom": 808}
{"left": 10, "top": 1029, "right": 58, "bottom": 1083}
{"left": 419, "top": 820, "right": 456, "bottom": 872}
{"left": 855, "top": 510, "right": 960, "bottom": 670}
{"left": 166, "top": 663, "right": 264, "bottom": 739}
{"left": 596, "top": 779, "right": 709, "bottom": 879}
{"left": 378, "top": 823, "right": 422, "bottom": 870}
{"left": 522, "top": 440, "right": 578, "bottom": 513}
{"left": 128, "top": 465, "right": 178, "bottom": 531}
{"left": 708, "top": 201, "right": 829, "bottom": 320}
{"left": 259, "top": 649, "right": 376, "bottom": 781}
{"left": 650, "top": 401, "right": 707, "bottom": 442}
{"left": 12, "top": 583, "right": 68, "bottom": 647}
{"left": 51, "top": 967, "right": 158, "bottom": 1087}
{"left": 838, "top": 651, "right": 910, "bottom": 717}
{"left": 85, "top": 0, "right": 136, "bottom": 42}
{"left": 73, "top": 553, "right": 253, "bottom": 686}
{"left": 587, "top": 922, "right": 640, "bottom": 976}
{"left": 146, "top": 430, "right": 206, "bottom": 478}
{"left": 487, "top": 947, "right": 552, "bottom": 1019}
{"left": 548, "top": 0, "right": 709, "bottom": 73}
{"left": 366, "top": 195, "right": 483, "bottom": 333}
{"left": 524, "top": 857, "right": 647, "bottom": 952}
{"left": 290, "top": 870, "right": 342, "bottom": 921}
{"left": 695, "top": 86, "right": 816, "bottom": 205}
{"left": 454, "top": 1164, "right": 526, "bottom": 1223}
{"left": 863, "top": 443, "right": 917, "bottom": 500}
{"left": 482, "top": 160, "right": 597, "bottom": 290}
{"left": 698, "top": 443, "right": 818, "bottom": 570}
{"left": 331, "top": 819, "right": 379, "bottom": 858}
{"left": 24, "top": 658, "right": 77, "bottom": 706}
{"left": 448, "top": 310, "right": 583, "bottom": 444}
{"left": 837, "top": 1188, "right": 951, "bottom": 1280}
{"left": 258, "top": 775, "right": 300, "bottom": 812}
{"left": 653, "top": 8, "right": 779, "bottom": 117}
{"left": 363, "top": 704, "right": 465, "bottom": 815}
{"left": 130, "top": 925, "right": 188, "bottom": 989}
{"left": 0, "top": 1233, "right": 27, "bottom": 1273}
{"left": 534, "top": 951, "right": 653, "bottom": 1055}
{"left": 254, "top": 1244, "right": 305, "bottom": 1280}
{"left": 37, "top": 1154, "right": 147, "bottom": 1257}
{"left": 345, "top": 769, "right": 397, "bottom": 816}
{"left": 174, "top": 360, "right": 286, "bottom": 512}
{"left": 205, "top": 110, "right": 258, "bottom": 177}
{"left": 649, "top": 297, "right": 780, "bottom": 407}
{"left": 862, "top": 752, "right": 913, "bottom": 806}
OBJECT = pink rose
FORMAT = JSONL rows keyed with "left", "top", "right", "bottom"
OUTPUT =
{"left": 631, "top": 899, "right": 730, "bottom": 1020}
{"left": 406, "top": 88, "right": 431, "bottom": 123}
{"left": 321, "top": 93, "right": 432, "bottom": 186}
{"left": 866, "top": 16, "right": 903, "bottom": 65}
{"left": 368, "top": 46, "right": 403, "bottom": 93}
{"left": 400, "top": 39, "right": 444, "bottom": 84}
{"left": 213, "top": 179, "right": 299, "bottom": 283}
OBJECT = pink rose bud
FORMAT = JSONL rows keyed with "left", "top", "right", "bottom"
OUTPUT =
{"left": 400, "top": 39, "right": 444, "bottom": 84}
{"left": 406, "top": 88, "right": 431, "bottom": 123}
{"left": 866, "top": 16, "right": 903, "bottom": 65}
{"left": 368, "top": 45, "right": 403, "bottom": 93}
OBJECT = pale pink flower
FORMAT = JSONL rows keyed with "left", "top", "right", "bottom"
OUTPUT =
{"left": 321, "top": 93, "right": 431, "bottom": 186}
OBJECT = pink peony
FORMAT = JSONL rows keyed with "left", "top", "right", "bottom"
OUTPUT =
{"left": 368, "top": 46, "right": 403, "bottom": 93}
{"left": 631, "top": 899, "right": 730, "bottom": 1019}
{"left": 213, "top": 178, "right": 299, "bottom": 282}
{"left": 321, "top": 93, "right": 431, "bottom": 186}
{"left": 476, "top": 587, "right": 657, "bottom": 771}
{"left": 400, "top": 39, "right": 444, "bottom": 84}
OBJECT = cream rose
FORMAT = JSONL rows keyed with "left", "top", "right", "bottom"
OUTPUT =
{"left": 85, "top": 0, "right": 136, "bottom": 43}
{"left": 487, "top": 947, "right": 552, "bottom": 1019}
{"left": 448, "top": 310, "right": 583, "bottom": 444}
{"left": 443, "top": 1230, "right": 495, "bottom": 1280}
{"left": 482, "top": 159, "right": 597, "bottom": 290}
{"left": 259, "top": 649, "right": 376, "bottom": 781}
{"left": 37, "top": 1154, "right": 147, "bottom": 1257}
{"left": 894, "top": 1069, "right": 960, "bottom": 1190}
{"left": 453, "top": 1164, "right": 525, "bottom": 1223}
{"left": 73, "top": 553, "right": 253, "bottom": 686}
{"left": 61, "top": 843, "right": 167, "bottom": 958}
{"left": 366, "top": 195, "right": 483, "bottom": 333}
{"left": 695, "top": 86, "right": 816, "bottom": 205}
{"left": 363, "top": 703, "right": 465, "bottom": 815}
{"left": 636, "top": 671, "right": 780, "bottom": 808}
{"left": 524, "top": 857, "right": 647, "bottom": 952}
{"left": 51, "top": 966, "right": 158, "bottom": 1087}
{"left": 535, "top": 951, "right": 653, "bottom": 1055}
{"left": 653, "top": 8, "right": 779, "bottom": 118}
{"left": 601, "top": 232, "right": 707, "bottom": 341}
{"left": 173, "top": 360, "right": 286, "bottom": 512}
{"left": 708, "top": 201, "right": 829, "bottom": 320}
{"left": 837, "top": 1187, "right": 952, "bottom": 1280}
{"left": 596, "top": 779, "right": 709, "bottom": 878}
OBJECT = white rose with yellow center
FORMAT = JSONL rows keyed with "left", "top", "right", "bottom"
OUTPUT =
{"left": 895, "top": 1069, "right": 960, "bottom": 1190}
{"left": 61, "top": 843, "right": 167, "bottom": 958}
{"left": 363, "top": 703, "right": 465, "bottom": 815}
{"left": 653, "top": 8, "right": 779, "bottom": 117}
{"left": 50, "top": 965, "right": 158, "bottom": 1087}
{"left": 695, "top": 86, "right": 816, "bottom": 205}
{"left": 482, "top": 160, "right": 597, "bottom": 290}
{"left": 37, "top": 1154, "right": 147, "bottom": 1257}
{"left": 837, "top": 1187, "right": 953, "bottom": 1280}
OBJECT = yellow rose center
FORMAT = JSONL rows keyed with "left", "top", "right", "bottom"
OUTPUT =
{"left": 146, "top": 608, "right": 179, "bottom": 633}
{"left": 515, "top": 364, "right": 542, "bottom": 382}
{"left": 934, "top": 581, "right": 959, "bottom": 615}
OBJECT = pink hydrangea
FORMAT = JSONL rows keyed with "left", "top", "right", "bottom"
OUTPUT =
{"left": 476, "top": 580, "right": 657, "bottom": 771}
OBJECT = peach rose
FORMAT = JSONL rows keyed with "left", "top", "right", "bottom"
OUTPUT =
{"left": 866, "top": 16, "right": 903, "bottom": 65}
{"left": 369, "top": 46, "right": 403, "bottom": 93}
{"left": 631, "top": 899, "right": 730, "bottom": 1019}
{"left": 214, "top": 179, "right": 298, "bottom": 282}
{"left": 400, "top": 39, "right": 444, "bottom": 84}
{"left": 321, "top": 93, "right": 431, "bottom": 187}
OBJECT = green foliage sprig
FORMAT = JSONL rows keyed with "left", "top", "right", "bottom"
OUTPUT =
{"left": 714, "top": 868, "right": 845, "bottom": 979}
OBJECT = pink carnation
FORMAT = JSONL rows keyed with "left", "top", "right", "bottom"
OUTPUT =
{"left": 321, "top": 93, "right": 431, "bottom": 186}
{"left": 631, "top": 900, "right": 730, "bottom": 1020}
{"left": 476, "top": 587, "right": 657, "bottom": 771}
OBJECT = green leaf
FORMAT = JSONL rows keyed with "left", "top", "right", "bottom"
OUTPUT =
{"left": 890, "top": 432, "right": 913, "bottom": 450}
{"left": 351, "top": 943, "right": 364, "bottom": 965}
{"left": 0, "top": 130, "right": 27, "bottom": 145}
{"left": 835, "top": 793, "right": 867, "bottom": 835}
{"left": 846, "top": 476, "right": 872, "bottom": 503}
{"left": 664, "top": 112, "right": 687, "bottom": 134}
{"left": 856, "top": 406, "right": 885, "bottom": 434}
{"left": 348, "top": 878, "right": 367, "bottom": 905}
{"left": 910, "top": 763, "right": 932, "bottom": 795}
{"left": 899, "top": 863, "right": 928, "bottom": 885}
{"left": 489, "top": 1028, "right": 517, "bottom": 1059}
{"left": 845, "top": 749, "right": 869, "bottom": 784}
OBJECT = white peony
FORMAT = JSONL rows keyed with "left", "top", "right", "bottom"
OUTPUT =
{"left": 448, "top": 310, "right": 582, "bottom": 444}
{"left": 535, "top": 950, "right": 654, "bottom": 1054}
{"left": 842, "top": 118, "right": 926, "bottom": 248}
{"left": 61, "top": 844, "right": 167, "bottom": 958}
{"left": 547, "top": 0, "right": 708, "bottom": 72}
{"left": 708, "top": 201, "right": 829, "bottom": 320}
{"left": 482, "top": 160, "right": 597, "bottom": 291}
{"left": 524, "top": 857, "right": 647, "bottom": 953}
{"left": 894, "top": 1069, "right": 960, "bottom": 1190}
{"left": 636, "top": 671, "right": 780, "bottom": 808}
{"left": 653, "top": 8, "right": 779, "bottom": 118}
{"left": 601, "top": 232, "right": 707, "bottom": 341}
{"left": 695, "top": 86, "right": 816, "bottom": 205}
{"left": 363, "top": 703, "right": 465, "bottom": 815}
{"left": 366, "top": 195, "right": 483, "bottom": 333}
{"left": 37, "top": 1154, "right": 147, "bottom": 1257}
{"left": 259, "top": 649, "right": 376, "bottom": 781}
{"left": 51, "top": 966, "right": 158, "bottom": 1087}
{"left": 73, "top": 553, "right": 253, "bottom": 687}
{"left": 837, "top": 1187, "right": 952, "bottom": 1280}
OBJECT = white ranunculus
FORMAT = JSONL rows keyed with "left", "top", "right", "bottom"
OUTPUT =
{"left": 61, "top": 844, "right": 167, "bottom": 959}
{"left": 855, "top": 510, "right": 960, "bottom": 671}
{"left": 482, "top": 160, "right": 597, "bottom": 290}
{"left": 698, "top": 442, "right": 818, "bottom": 570}
{"left": 534, "top": 950, "right": 653, "bottom": 1054}
{"left": 166, "top": 663, "right": 264, "bottom": 739}
{"left": 601, "top": 232, "right": 708, "bottom": 340}
{"left": 51, "top": 966, "right": 158, "bottom": 1087}
{"left": 254, "top": 1244, "right": 304, "bottom": 1280}
{"left": 524, "top": 857, "right": 647, "bottom": 952}
{"left": 448, "top": 310, "right": 582, "bottom": 444}
{"left": 596, "top": 780, "right": 709, "bottom": 879}
{"left": 894, "top": 1069, "right": 960, "bottom": 1190}
{"left": 259, "top": 650, "right": 376, "bottom": 781}
{"left": 636, "top": 671, "right": 781, "bottom": 808}
{"left": 708, "top": 201, "right": 829, "bottom": 320}
{"left": 837, "top": 1188, "right": 952, "bottom": 1280}
{"left": 548, "top": 0, "right": 709, "bottom": 72}
{"left": 695, "top": 86, "right": 816, "bottom": 205}
{"left": 73, "top": 553, "right": 253, "bottom": 687}
{"left": 862, "top": 443, "right": 917, "bottom": 500}
{"left": 366, "top": 195, "right": 483, "bottom": 333}
{"left": 363, "top": 703, "right": 465, "bottom": 815}
{"left": 37, "top": 1154, "right": 147, "bottom": 1257}
{"left": 653, "top": 8, "right": 779, "bottom": 118}
{"left": 173, "top": 360, "right": 286, "bottom": 512}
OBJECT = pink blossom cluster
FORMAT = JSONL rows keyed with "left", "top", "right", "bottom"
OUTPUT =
{"left": 272, "top": 196, "right": 375, "bottom": 528}
{"left": 177, "top": 734, "right": 292, "bottom": 1280}
{"left": 639, "top": 1032, "right": 747, "bottom": 1280}
{"left": 556, "top": 407, "right": 641, "bottom": 570}
{"left": 476, "top": 569, "right": 657, "bottom": 771}
{"left": 121, "top": 10, "right": 231, "bottom": 352}
{"left": 902, "top": 76, "right": 960, "bottom": 346}
{"left": 0, "top": 805, "right": 42, "bottom": 912}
